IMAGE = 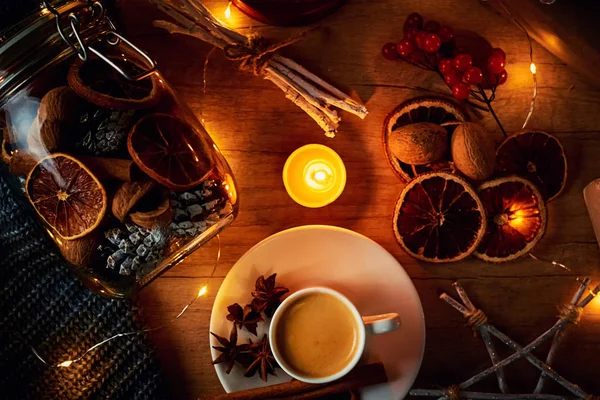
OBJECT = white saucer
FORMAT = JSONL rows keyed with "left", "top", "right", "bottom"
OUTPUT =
{"left": 209, "top": 225, "right": 425, "bottom": 399}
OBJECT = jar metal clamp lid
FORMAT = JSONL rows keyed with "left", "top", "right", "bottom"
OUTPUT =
{"left": 0, "top": 0, "right": 157, "bottom": 106}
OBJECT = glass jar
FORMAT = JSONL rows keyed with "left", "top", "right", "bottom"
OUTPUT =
{"left": 0, "top": 0, "right": 238, "bottom": 297}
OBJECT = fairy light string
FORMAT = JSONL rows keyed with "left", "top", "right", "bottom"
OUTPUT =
{"left": 28, "top": 234, "right": 222, "bottom": 369}
{"left": 529, "top": 253, "right": 571, "bottom": 272}
{"left": 495, "top": 0, "right": 537, "bottom": 129}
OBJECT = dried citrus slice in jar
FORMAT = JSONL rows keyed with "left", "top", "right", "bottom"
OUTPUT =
{"left": 393, "top": 172, "right": 486, "bottom": 262}
{"left": 383, "top": 97, "right": 468, "bottom": 182}
{"left": 127, "top": 113, "right": 214, "bottom": 191}
{"left": 495, "top": 130, "right": 567, "bottom": 201}
{"left": 25, "top": 153, "right": 107, "bottom": 240}
{"left": 474, "top": 176, "right": 547, "bottom": 262}
{"left": 68, "top": 57, "right": 161, "bottom": 109}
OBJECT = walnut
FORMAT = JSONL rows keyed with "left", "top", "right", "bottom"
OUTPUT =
{"left": 38, "top": 86, "right": 84, "bottom": 124}
{"left": 57, "top": 234, "right": 100, "bottom": 266}
{"left": 27, "top": 87, "right": 86, "bottom": 154}
{"left": 8, "top": 151, "right": 37, "bottom": 176}
{"left": 111, "top": 181, "right": 155, "bottom": 222}
{"left": 27, "top": 117, "right": 61, "bottom": 153}
{"left": 130, "top": 193, "right": 173, "bottom": 229}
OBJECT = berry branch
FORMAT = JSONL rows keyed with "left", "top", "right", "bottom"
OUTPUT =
{"left": 382, "top": 12, "right": 509, "bottom": 137}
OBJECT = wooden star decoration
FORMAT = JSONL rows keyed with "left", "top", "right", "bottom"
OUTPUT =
{"left": 410, "top": 280, "right": 600, "bottom": 400}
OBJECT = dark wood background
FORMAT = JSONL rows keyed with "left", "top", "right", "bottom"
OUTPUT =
{"left": 115, "top": 0, "right": 600, "bottom": 398}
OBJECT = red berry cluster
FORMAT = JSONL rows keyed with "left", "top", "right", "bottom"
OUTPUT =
{"left": 381, "top": 12, "right": 508, "bottom": 101}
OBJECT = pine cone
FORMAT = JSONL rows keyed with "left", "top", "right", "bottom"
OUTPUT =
{"left": 76, "top": 107, "right": 134, "bottom": 156}
{"left": 100, "top": 223, "right": 169, "bottom": 276}
{"left": 169, "top": 180, "right": 232, "bottom": 238}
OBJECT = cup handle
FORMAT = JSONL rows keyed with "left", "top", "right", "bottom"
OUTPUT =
{"left": 362, "top": 313, "right": 401, "bottom": 335}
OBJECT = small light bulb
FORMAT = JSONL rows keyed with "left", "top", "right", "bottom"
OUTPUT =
{"left": 530, "top": 63, "right": 537, "bottom": 74}
{"left": 225, "top": 2, "right": 232, "bottom": 19}
{"left": 57, "top": 360, "right": 74, "bottom": 368}
{"left": 197, "top": 286, "right": 208, "bottom": 297}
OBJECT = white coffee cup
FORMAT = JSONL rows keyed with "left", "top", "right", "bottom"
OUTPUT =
{"left": 269, "top": 287, "right": 401, "bottom": 384}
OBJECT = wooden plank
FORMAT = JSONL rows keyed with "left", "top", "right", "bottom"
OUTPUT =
{"left": 482, "top": 0, "right": 600, "bottom": 90}
{"left": 116, "top": 0, "right": 600, "bottom": 397}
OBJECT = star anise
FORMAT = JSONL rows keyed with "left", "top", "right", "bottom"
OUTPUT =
{"left": 210, "top": 325, "right": 251, "bottom": 374}
{"left": 226, "top": 303, "right": 264, "bottom": 336}
{"left": 251, "top": 273, "right": 289, "bottom": 318}
{"left": 244, "top": 334, "right": 279, "bottom": 382}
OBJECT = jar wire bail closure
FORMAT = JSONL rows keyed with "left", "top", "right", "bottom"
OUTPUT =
{"left": 42, "top": 0, "right": 157, "bottom": 81}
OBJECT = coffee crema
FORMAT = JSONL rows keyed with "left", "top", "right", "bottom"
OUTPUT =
{"left": 273, "top": 292, "right": 360, "bottom": 378}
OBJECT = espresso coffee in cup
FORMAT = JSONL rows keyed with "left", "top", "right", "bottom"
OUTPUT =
{"left": 273, "top": 291, "right": 360, "bottom": 378}
{"left": 269, "top": 287, "right": 400, "bottom": 384}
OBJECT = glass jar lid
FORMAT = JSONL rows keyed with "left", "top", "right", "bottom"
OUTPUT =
{"left": 0, "top": 1, "right": 156, "bottom": 107}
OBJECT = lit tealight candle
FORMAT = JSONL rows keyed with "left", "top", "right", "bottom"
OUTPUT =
{"left": 283, "top": 144, "right": 346, "bottom": 208}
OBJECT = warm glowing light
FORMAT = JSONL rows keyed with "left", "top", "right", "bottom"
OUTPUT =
{"left": 530, "top": 63, "right": 537, "bottom": 74}
{"left": 225, "top": 2, "right": 232, "bottom": 19}
{"left": 197, "top": 286, "right": 208, "bottom": 297}
{"left": 283, "top": 144, "right": 346, "bottom": 208}
{"left": 314, "top": 170, "right": 327, "bottom": 182}
{"left": 304, "top": 162, "right": 334, "bottom": 191}
{"left": 57, "top": 360, "right": 73, "bottom": 368}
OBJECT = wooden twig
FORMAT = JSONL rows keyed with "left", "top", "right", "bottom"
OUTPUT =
{"left": 151, "top": 0, "right": 368, "bottom": 137}
{"left": 533, "top": 277, "right": 590, "bottom": 393}
{"left": 419, "top": 280, "right": 600, "bottom": 400}
{"left": 410, "top": 388, "right": 576, "bottom": 400}
{"left": 450, "top": 283, "right": 509, "bottom": 394}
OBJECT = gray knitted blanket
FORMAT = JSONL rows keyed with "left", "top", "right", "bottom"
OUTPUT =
{"left": 0, "top": 169, "right": 167, "bottom": 399}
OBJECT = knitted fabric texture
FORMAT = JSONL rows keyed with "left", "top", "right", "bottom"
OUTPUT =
{"left": 0, "top": 169, "right": 167, "bottom": 399}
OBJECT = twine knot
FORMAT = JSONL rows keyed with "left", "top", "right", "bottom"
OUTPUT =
{"left": 558, "top": 304, "right": 583, "bottom": 325}
{"left": 444, "top": 385, "right": 461, "bottom": 400}
{"left": 465, "top": 309, "right": 488, "bottom": 331}
{"left": 223, "top": 28, "right": 315, "bottom": 76}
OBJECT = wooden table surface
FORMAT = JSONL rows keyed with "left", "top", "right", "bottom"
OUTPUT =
{"left": 117, "top": 0, "right": 600, "bottom": 398}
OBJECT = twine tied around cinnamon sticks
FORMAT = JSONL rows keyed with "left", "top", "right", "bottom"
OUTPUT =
{"left": 224, "top": 29, "right": 314, "bottom": 76}
{"left": 152, "top": 0, "right": 368, "bottom": 137}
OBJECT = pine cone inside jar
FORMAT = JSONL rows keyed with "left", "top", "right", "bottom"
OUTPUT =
{"left": 76, "top": 107, "right": 135, "bottom": 157}
{"left": 169, "top": 180, "right": 233, "bottom": 238}
{"left": 99, "top": 222, "right": 169, "bottom": 276}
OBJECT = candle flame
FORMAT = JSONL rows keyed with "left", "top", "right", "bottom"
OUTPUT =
{"left": 530, "top": 63, "right": 537, "bottom": 74}
{"left": 57, "top": 360, "right": 73, "bottom": 368}
{"left": 225, "top": 2, "right": 232, "bottom": 19}
{"left": 314, "top": 170, "right": 327, "bottom": 182}
{"left": 197, "top": 286, "right": 208, "bottom": 297}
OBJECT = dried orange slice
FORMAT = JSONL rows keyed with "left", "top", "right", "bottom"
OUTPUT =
{"left": 495, "top": 131, "right": 567, "bottom": 201}
{"left": 68, "top": 57, "right": 161, "bottom": 109}
{"left": 383, "top": 97, "right": 468, "bottom": 182}
{"left": 393, "top": 172, "right": 486, "bottom": 262}
{"left": 25, "top": 153, "right": 107, "bottom": 240}
{"left": 127, "top": 114, "right": 214, "bottom": 191}
{"left": 474, "top": 176, "right": 547, "bottom": 262}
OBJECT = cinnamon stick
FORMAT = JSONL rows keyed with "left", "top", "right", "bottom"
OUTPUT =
{"left": 78, "top": 156, "right": 141, "bottom": 181}
{"left": 200, "top": 363, "right": 387, "bottom": 400}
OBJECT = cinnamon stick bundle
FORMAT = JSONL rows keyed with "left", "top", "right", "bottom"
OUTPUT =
{"left": 152, "top": 0, "right": 368, "bottom": 138}
{"left": 200, "top": 362, "right": 387, "bottom": 400}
